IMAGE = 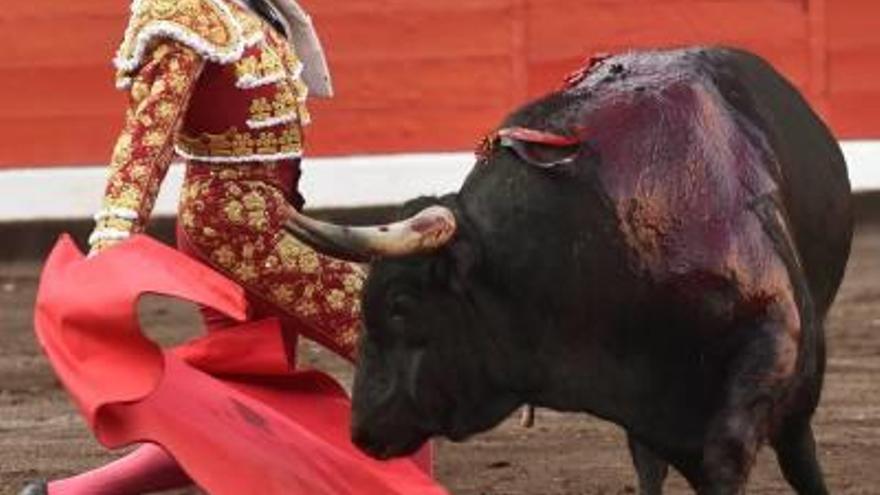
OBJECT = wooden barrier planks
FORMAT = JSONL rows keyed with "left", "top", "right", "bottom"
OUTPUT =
{"left": 0, "top": 0, "right": 878, "bottom": 167}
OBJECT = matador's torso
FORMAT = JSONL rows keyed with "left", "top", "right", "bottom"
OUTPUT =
{"left": 91, "top": 0, "right": 329, "bottom": 247}
{"left": 89, "top": 0, "right": 364, "bottom": 360}
{"left": 116, "top": 0, "right": 311, "bottom": 163}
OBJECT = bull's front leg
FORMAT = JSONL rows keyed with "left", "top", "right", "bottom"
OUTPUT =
{"left": 698, "top": 302, "right": 804, "bottom": 495}
{"left": 627, "top": 434, "right": 669, "bottom": 495}
{"left": 772, "top": 415, "right": 828, "bottom": 494}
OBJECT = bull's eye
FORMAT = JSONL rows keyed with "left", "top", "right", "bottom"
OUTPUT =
{"left": 389, "top": 313, "right": 407, "bottom": 332}
{"left": 388, "top": 294, "right": 416, "bottom": 328}
{"left": 387, "top": 294, "right": 431, "bottom": 346}
{"left": 389, "top": 297, "right": 410, "bottom": 319}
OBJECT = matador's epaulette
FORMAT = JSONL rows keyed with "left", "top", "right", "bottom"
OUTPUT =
{"left": 114, "top": 0, "right": 261, "bottom": 88}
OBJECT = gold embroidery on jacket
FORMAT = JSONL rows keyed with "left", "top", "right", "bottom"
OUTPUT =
{"left": 177, "top": 126, "right": 303, "bottom": 159}
{"left": 245, "top": 83, "right": 299, "bottom": 128}
{"left": 115, "top": 0, "right": 240, "bottom": 87}
{"left": 230, "top": 2, "right": 263, "bottom": 40}
{"left": 250, "top": 98, "right": 274, "bottom": 121}
{"left": 235, "top": 49, "right": 285, "bottom": 87}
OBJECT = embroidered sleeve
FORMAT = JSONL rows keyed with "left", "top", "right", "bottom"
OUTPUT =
{"left": 89, "top": 41, "right": 203, "bottom": 252}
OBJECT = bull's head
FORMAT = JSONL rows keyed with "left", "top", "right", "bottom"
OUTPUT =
{"left": 284, "top": 122, "right": 590, "bottom": 459}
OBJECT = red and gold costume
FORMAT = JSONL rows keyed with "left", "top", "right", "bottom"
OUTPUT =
{"left": 89, "top": 0, "right": 362, "bottom": 360}
{"left": 25, "top": 3, "right": 442, "bottom": 493}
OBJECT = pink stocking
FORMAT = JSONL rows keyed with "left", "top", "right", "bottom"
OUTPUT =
{"left": 48, "top": 444, "right": 191, "bottom": 495}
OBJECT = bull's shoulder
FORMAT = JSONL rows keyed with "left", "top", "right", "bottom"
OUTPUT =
{"left": 568, "top": 46, "right": 787, "bottom": 117}
{"left": 583, "top": 52, "right": 778, "bottom": 189}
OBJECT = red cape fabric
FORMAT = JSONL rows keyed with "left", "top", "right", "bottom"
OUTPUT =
{"left": 34, "top": 235, "right": 447, "bottom": 495}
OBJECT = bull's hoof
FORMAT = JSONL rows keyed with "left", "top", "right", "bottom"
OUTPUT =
{"left": 19, "top": 480, "right": 48, "bottom": 495}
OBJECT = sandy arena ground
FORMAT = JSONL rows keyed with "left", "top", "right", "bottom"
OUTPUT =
{"left": 1, "top": 222, "right": 878, "bottom": 494}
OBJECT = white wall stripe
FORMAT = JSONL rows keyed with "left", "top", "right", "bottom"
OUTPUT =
{"left": 0, "top": 153, "right": 474, "bottom": 222}
{"left": 839, "top": 140, "right": 880, "bottom": 193}
{"left": 0, "top": 143, "right": 877, "bottom": 222}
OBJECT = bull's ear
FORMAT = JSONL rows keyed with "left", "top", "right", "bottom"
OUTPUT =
{"left": 512, "top": 139, "right": 582, "bottom": 169}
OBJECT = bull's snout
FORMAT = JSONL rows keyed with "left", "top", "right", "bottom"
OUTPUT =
{"left": 351, "top": 424, "right": 393, "bottom": 459}
{"left": 351, "top": 414, "right": 428, "bottom": 460}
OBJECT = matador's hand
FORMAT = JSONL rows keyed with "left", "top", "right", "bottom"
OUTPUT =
{"left": 87, "top": 237, "right": 126, "bottom": 257}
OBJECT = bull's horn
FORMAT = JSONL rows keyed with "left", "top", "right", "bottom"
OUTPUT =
{"left": 283, "top": 205, "right": 457, "bottom": 261}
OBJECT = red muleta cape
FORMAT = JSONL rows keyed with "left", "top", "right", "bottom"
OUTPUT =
{"left": 34, "top": 234, "right": 446, "bottom": 495}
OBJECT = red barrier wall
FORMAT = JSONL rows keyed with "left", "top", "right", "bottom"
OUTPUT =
{"left": 1, "top": 0, "right": 878, "bottom": 167}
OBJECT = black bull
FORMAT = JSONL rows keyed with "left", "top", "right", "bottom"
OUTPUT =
{"left": 294, "top": 47, "right": 854, "bottom": 493}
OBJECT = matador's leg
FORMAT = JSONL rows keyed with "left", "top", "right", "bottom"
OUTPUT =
{"left": 179, "top": 168, "right": 365, "bottom": 361}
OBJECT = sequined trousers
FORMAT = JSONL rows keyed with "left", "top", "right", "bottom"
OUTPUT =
{"left": 176, "top": 159, "right": 364, "bottom": 362}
